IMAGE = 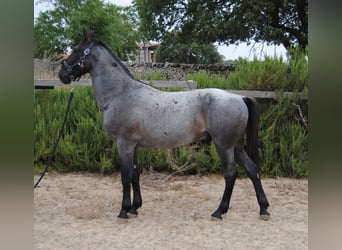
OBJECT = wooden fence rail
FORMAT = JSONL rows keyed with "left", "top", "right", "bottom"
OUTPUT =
{"left": 34, "top": 79, "right": 197, "bottom": 90}
{"left": 34, "top": 79, "right": 307, "bottom": 100}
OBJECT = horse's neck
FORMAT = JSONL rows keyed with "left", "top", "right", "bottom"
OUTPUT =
{"left": 89, "top": 46, "right": 134, "bottom": 111}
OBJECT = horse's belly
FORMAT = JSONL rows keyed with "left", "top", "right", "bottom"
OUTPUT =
{"left": 137, "top": 113, "right": 206, "bottom": 148}
{"left": 138, "top": 127, "right": 201, "bottom": 148}
{"left": 138, "top": 137, "right": 197, "bottom": 148}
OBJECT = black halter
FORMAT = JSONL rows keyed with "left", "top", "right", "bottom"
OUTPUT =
{"left": 63, "top": 41, "right": 96, "bottom": 81}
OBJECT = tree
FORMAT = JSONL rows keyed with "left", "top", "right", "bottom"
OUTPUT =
{"left": 134, "top": 0, "right": 308, "bottom": 50}
{"left": 156, "top": 31, "right": 224, "bottom": 64}
{"left": 34, "top": 0, "right": 140, "bottom": 60}
{"left": 34, "top": 11, "right": 69, "bottom": 58}
{"left": 66, "top": 0, "right": 140, "bottom": 60}
{"left": 34, "top": 0, "right": 85, "bottom": 57}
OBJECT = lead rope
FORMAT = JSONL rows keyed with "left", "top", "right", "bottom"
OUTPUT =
{"left": 34, "top": 88, "right": 74, "bottom": 188}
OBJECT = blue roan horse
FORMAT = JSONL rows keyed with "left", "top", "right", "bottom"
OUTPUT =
{"left": 59, "top": 30, "right": 270, "bottom": 220}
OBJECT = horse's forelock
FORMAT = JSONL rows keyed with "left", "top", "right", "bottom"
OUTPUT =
{"left": 83, "top": 29, "right": 96, "bottom": 42}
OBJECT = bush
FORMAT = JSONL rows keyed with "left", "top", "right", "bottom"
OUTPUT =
{"left": 34, "top": 87, "right": 119, "bottom": 174}
{"left": 228, "top": 56, "right": 288, "bottom": 91}
{"left": 258, "top": 98, "right": 308, "bottom": 178}
{"left": 229, "top": 47, "right": 308, "bottom": 92}
{"left": 185, "top": 70, "right": 232, "bottom": 89}
{"left": 286, "top": 46, "right": 309, "bottom": 92}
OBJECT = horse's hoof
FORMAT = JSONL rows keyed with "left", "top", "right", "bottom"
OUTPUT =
{"left": 259, "top": 214, "right": 270, "bottom": 221}
{"left": 128, "top": 207, "right": 138, "bottom": 216}
{"left": 259, "top": 210, "right": 270, "bottom": 221}
{"left": 211, "top": 210, "right": 223, "bottom": 220}
{"left": 118, "top": 211, "right": 129, "bottom": 220}
{"left": 210, "top": 216, "right": 223, "bottom": 221}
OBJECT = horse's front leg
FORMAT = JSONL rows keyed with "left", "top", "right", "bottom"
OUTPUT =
{"left": 128, "top": 148, "right": 142, "bottom": 216}
{"left": 117, "top": 140, "right": 136, "bottom": 219}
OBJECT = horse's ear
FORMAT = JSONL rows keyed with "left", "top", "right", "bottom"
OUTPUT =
{"left": 83, "top": 29, "right": 95, "bottom": 42}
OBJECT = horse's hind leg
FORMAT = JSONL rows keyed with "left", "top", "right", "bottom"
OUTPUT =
{"left": 235, "top": 145, "right": 270, "bottom": 219}
{"left": 128, "top": 148, "right": 142, "bottom": 216}
{"left": 212, "top": 146, "right": 237, "bottom": 219}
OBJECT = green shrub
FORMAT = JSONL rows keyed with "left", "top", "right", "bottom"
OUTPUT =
{"left": 279, "top": 123, "right": 308, "bottom": 177}
{"left": 144, "top": 72, "right": 167, "bottom": 80}
{"left": 286, "top": 46, "right": 309, "bottom": 92}
{"left": 34, "top": 87, "right": 119, "bottom": 174}
{"left": 185, "top": 47, "right": 308, "bottom": 93}
{"left": 186, "top": 47, "right": 308, "bottom": 93}
{"left": 257, "top": 97, "right": 308, "bottom": 178}
{"left": 228, "top": 56, "right": 288, "bottom": 91}
{"left": 185, "top": 70, "right": 232, "bottom": 89}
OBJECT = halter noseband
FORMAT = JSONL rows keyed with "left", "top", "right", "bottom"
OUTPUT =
{"left": 63, "top": 41, "right": 95, "bottom": 81}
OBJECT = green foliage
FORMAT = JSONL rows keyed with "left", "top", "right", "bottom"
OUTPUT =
{"left": 34, "top": 10, "right": 70, "bottom": 58}
{"left": 66, "top": 0, "right": 140, "bottom": 60}
{"left": 286, "top": 46, "right": 309, "bottom": 92}
{"left": 259, "top": 121, "right": 308, "bottom": 178}
{"left": 34, "top": 0, "right": 140, "bottom": 59}
{"left": 190, "top": 47, "right": 308, "bottom": 93}
{"left": 228, "top": 56, "right": 288, "bottom": 91}
{"left": 156, "top": 30, "right": 224, "bottom": 64}
{"left": 134, "top": 0, "right": 308, "bottom": 50}
{"left": 185, "top": 47, "right": 308, "bottom": 93}
{"left": 34, "top": 87, "right": 119, "bottom": 174}
{"left": 144, "top": 72, "right": 166, "bottom": 80}
{"left": 279, "top": 123, "right": 308, "bottom": 177}
{"left": 258, "top": 123, "right": 281, "bottom": 177}
{"left": 185, "top": 70, "right": 232, "bottom": 89}
{"left": 257, "top": 96, "right": 308, "bottom": 178}
{"left": 137, "top": 148, "right": 168, "bottom": 171}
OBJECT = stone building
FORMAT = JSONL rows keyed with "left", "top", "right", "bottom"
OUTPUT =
{"left": 135, "top": 42, "right": 159, "bottom": 63}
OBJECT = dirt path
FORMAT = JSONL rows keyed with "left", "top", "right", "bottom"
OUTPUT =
{"left": 34, "top": 172, "right": 308, "bottom": 249}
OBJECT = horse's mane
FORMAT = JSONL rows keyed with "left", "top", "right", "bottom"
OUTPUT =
{"left": 95, "top": 40, "right": 135, "bottom": 80}
{"left": 93, "top": 38, "right": 157, "bottom": 89}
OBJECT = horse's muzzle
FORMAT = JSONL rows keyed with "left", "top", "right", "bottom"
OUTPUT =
{"left": 58, "top": 69, "right": 72, "bottom": 84}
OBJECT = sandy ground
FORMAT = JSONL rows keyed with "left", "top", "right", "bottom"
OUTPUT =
{"left": 34, "top": 172, "right": 308, "bottom": 250}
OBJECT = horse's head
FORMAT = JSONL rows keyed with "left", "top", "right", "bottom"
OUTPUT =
{"left": 59, "top": 29, "right": 96, "bottom": 84}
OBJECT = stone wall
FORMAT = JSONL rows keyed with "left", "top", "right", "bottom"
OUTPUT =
{"left": 126, "top": 62, "right": 236, "bottom": 80}
{"left": 34, "top": 59, "right": 236, "bottom": 80}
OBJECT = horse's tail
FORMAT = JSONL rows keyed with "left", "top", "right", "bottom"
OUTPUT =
{"left": 243, "top": 96, "right": 259, "bottom": 166}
